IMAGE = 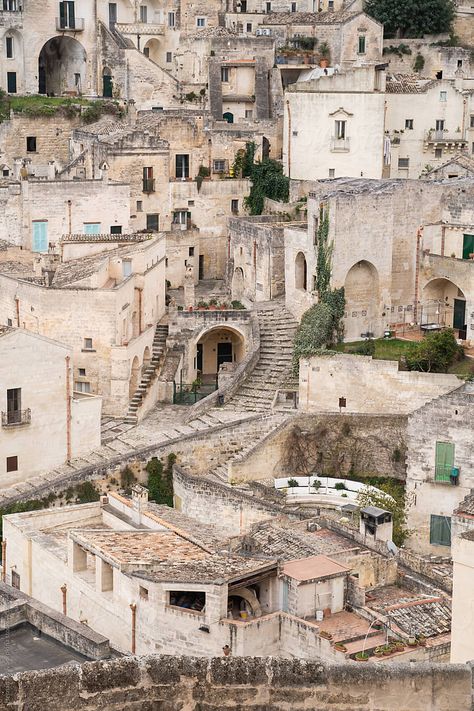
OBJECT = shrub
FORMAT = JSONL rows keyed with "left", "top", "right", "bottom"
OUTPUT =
{"left": 335, "top": 482, "right": 347, "bottom": 491}
{"left": 120, "top": 466, "right": 136, "bottom": 492}
{"left": 354, "top": 339, "right": 376, "bottom": 356}
{"left": 74, "top": 481, "right": 100, "bottom": 504}
{"left": 414, "top": 53, "right": 425, "bottom": 72}
{"left": 231, "top": 300, "right": 245, "bottom": 309}
{"left": 244, "top": 157, "right": 289, "bottom": 215}
{"left": 312, "top": 480, "right": 322, "bottom": 491}
{"left": 146, "top": 456, "right": 173, "bottom": 506}
{"left": 365, "top": 0, "right": 455, "bottom": 38}
{"left": 287, "top": 478, "right": 299, "bottom": 487}
{"left": 405, "top": 328, "right": 462, "bottom": 373}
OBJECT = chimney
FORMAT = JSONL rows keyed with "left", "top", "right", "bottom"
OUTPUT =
{"left": 47, "top": 160, "right": 56, "bottom": 180}
{"left": 131, "top": 484, "right": 148, "bottom": 525}
{"left": 128, "top": 99, "right": 137, "bottom": 127}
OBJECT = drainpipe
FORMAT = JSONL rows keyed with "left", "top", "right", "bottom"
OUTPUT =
{"left": 413, "top": 226, "right": 423, "bottom": 324}
{"left": 441, "top": 224, "right": 446, "bottom": 257}
{"left": 130, "top": 603, "right": 137, "bottom": 654}
{"left": 15, "top": 297, "right": 20, "bottom": 327}
{"left": 65, "top": 356, "right": 72, "bottom": 462}
{"left": 61, "top": 584, "right": 67, "bottom": 616}
{"left": 286, "top": 99, "right": 291, "bottom": 180}
{"left": 138, "top": 289, "right": 143, "bottom": 334}
{"left": 1, "top": 540, "right": 6, "bottom": 583}
{"left": 67, "top": 200, "right": 72, "bottom": 235}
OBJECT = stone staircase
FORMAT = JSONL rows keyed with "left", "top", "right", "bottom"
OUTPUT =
{"left": 229, "top": 303, "right": 299, "bottom": 413}
{"left": 124, "top": 324, "right": 169, "bottom": 424}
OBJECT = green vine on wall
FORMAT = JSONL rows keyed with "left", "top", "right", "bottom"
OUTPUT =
{"left": 315, "top": 205, "right": 332, "bottom": 299}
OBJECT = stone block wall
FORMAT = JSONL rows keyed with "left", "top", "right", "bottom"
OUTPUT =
{"left": 0, "top": 655, "right": 471, "bottom": 711}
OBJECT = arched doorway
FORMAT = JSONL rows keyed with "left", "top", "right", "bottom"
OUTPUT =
{"left": 129, "top": 356, "right": 141, "bottom": 399}
{"left": 422, "top": 278, "right": 466, "bottom": 338}
{"left": 143, "top": 38, "right": 160, "bottom": 63}
{"left": 232, "top": 267, "right": 245, "bottom": 301}
{"left": 195, "top": 326, "right": 245, "bottom": 381}
{"left": 344, "top": 260, "right": 380, "bottom": 340}
{"left": 227, "top": 586, "right": 262, "bottom": 619}
{"left": 102, "top": 67, "right": 113, "bottom": 97}
{"left": 295, "top": 252, "right": 307, "bottom": 291}
{"left": 223, "top": 111, "right": 234, "bottom": 124}
{"left": 38, "top": 36, "right": 87, "bottom": 95}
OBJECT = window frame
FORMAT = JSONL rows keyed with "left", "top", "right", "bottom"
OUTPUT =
{"left": 429, "top": 514, "right": 451, "bottom": 546}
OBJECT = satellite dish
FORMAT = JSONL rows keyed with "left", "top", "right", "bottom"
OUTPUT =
{"left": 386, "top": 540, "right": 398, "bottom": 556}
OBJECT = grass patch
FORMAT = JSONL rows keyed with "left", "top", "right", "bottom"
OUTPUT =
{"left": 335, "top": 338, "right": 413, "bottom": 360}
{"left": 0, "top": 92, "right": 123, "bottom": 124}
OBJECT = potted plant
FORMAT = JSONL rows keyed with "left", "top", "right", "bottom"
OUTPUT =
{"left": 197, "top": 300, "right": 208, "bottom": 310}
{"left": 394, "top": 641, "right": 405, "bottom": 652}
{"left": 382, "top": 645, "right": 393, "bottom": 656}
{"left": 417, "top": 635, "right": 427, "bottom": 647}
{"left": 319, "top": 42, "right": 331, "bottom": 68}
{"left": 209, "top": 298, "right": 218, "bottom": 311}
{"left": 373, "top": 647, "right": 384, "bottom": 657}
{"left": 312, "top": 480, "right": 321, "bottom": 492}
{"left": 355, "top": 652, "right": 369, "bottom": 662}
{"left": 220, "top": 302, "right": 228, "bottom": 310}
{"left": 407, "top": 637, "right": 418, "bottom": 647}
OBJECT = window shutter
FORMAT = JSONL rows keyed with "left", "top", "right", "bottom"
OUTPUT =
{"left": 32, "top": 222, "right": 48, "bottom": 252}
{"left": 59, "top": 1, "right": 66, "bottom": 27}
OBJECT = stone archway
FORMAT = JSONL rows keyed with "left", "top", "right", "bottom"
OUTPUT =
{"left": 38, "top": 36, "right": 87, "bottom": 95}
{"left": 295, "top": 252, "right": 307, "bottom": 291}
{"left": 344, "top": 260, "right": 381, "bottom": 340}
{"left": 228, "top": 586, "right": 262, "bottom": 618}
{"left": 232, "top": 267, "right": 245, "bottom": 301}
{"left": 143, "top": 38, "right": 160, "bottom": 63}
{"left": 194, "top": 325, "right": 246, "bottom": 381}
{"left": 422, "top": 278, "right": 466, "bottom": 336}
{"left": 129, "top": 356, "right": 141, "bottom": 399}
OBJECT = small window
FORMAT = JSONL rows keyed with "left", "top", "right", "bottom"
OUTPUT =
{"left": 405, "top": 119, "right": 413, "bottom": 130}
{"left": 435, "top": 148, "right": 442, "bottom": 158}
{"left": 7, "top": 318, "right": 12, "bottom": 326}
{"left": 110, "top": 225, "right": 122, "bottom": 234}
{"left": 245, "top": 109, "right": 253, "bottom": 119}
{"left": 168, "top": 590, "right": 206, "bottom": 612}
{"left": 213, "top": 159, "right": 226, "bottom": 173}
{"left": 7, "top": 71, "right": 16, "bottom": 94}
{"left": 436, "top": 119, "right": 445, "bottom": 132}
{"left": 176, "top": 154, "right": 190, "bottom": 179}
{"left": 146, "top": 213, "right": 159, "bottom": 232}
{"left": 265, "top": 1, "right": 271, "bottom": 11}
{"left": 358, "top": 35, "right": 366, "bottom": 54}
{"left": 196, "top": 17, "right": 206, "bottom": 27}
{"left": 6, "top": 36, "right": 13, "bottom": 59}
{"left": 188, "top": 200, "right": 195, "bottom": 206}
{"left": 83, "top": 223, "right": 101, "bottom": 235}
{"left": 398, "top": 157, "right": 409, "bottom": 168}
{"left": 231, "top": 199, "right": 239, "bottom": 214}
{"left": 11, "top": 570, "right": 20, "bottom": 589}
{"left": 329, "top": 168, "right": 335, "bottom": 178}
{"left": 440, "top": 91, "right": 447, "bottom": 102}
{"left": 6, "top": 455, "right": 18, "bottom": 473}
{"left": 139, "top": 586, "right": 149, "bottom": 600}
{"left": 291, "top": 2, "right": 297, "bottom": 11}
{"left": 328, "top": 0, "right": 334, "bottom": 7}
{"left": 136, "top": 200, "right": 143, "bottom": 212}
{"left": 143, "top": 47, "right": 149, "bottom": 57}
{"left": 78, "top": 368, "right": 86, "bottom": 377}
{"left": 2, "top": 169, "right": 9, "bottom": 177}
{"left": 430, "top": 515, "right": 451, "bottom": 546}
{"left": 166, "top": 51, "right": 172, "bottom": 63}
{"left": 122, "top": 259, "right": 132, "bottom": 277}
{"left": 83, "top": 338, "right": 93, "bottom": 350}
{"left": 139, "top": 4, "right": 147, "bottom": 22}
{"left": 472, "top": 142, "right": 474, "bottom": 154}
{"left": 335, "top": 120, "right": 346, "bottom": 139}
{"left": 26, "top": 136, "right": 37, "bottom": 153}
{"left": 458, "top": 59, "right": 463, "bottom": 68}
{"left": 221, "top": 66, "right": 229, "bottom": 82}
{"left": 470, "top": 116, "right": 474, "bottom": 129}
{"left": 168, "top": 11, "right": 175, "bottom": 26}
{"left": 189, "top": 247, "right": 195, "bottom": 256}
{"left": 246, "top": 22, "right": 252, "bottom": 32}
{"left": 74, "top": 381, "right": 91, "bottom": 393}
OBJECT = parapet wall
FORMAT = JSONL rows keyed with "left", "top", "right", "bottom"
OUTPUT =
{"left": 0, "top": 655, "right": 471, "bottom": 711}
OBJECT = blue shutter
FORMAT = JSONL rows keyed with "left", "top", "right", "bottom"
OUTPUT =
{"left": 32, "top": 221, "right": 48, "bottom": 252}
{"left": 83, "top": 223, "right": 101, "bottom": 235}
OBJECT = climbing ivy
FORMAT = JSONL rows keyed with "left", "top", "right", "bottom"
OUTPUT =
{"left": 232, "top": 141, "right": 256, "bottom": 178}
{"left": 244, "top": 158, "right": 289, "bottom": 215}
{"left": 292, "top": 205, "right": 345, "bottom": 373}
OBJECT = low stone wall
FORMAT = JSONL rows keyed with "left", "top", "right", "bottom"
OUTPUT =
{"left": 0, "top": 655, "right": 470, "bottom": 710}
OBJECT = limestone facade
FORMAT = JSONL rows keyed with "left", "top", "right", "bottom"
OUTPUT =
{"left": 0, "top": 328, "right": 101, "bottom": 488}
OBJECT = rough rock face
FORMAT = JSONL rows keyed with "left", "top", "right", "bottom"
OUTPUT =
{"left": 0, "top": 655, "right": 471, "bottom": 711}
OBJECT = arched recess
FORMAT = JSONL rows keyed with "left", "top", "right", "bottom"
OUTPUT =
{"left": 228, "top": 586, "right": 262, "bottom": 618}
{"left": 38, "top": 36, "right": 87, "bottom": 95}
{"left": 223, "top": 111, "right": 234, "bottom": 124}
{"left": 422, "top": 278, "right": 466, "bottom": 336}
{"left": 102, "top": 66, "right": 113, "bottom": 97}
{"left": 194, "top": 325, "right": 246, "bottom": 380}
{"left": 142, "top": 346, "right": 151, "bottom": 374}
{"left": 295, "top": 251, "right": 307, "bottom": 291}
{"left": 232, "top": 266, "right": 245, "bottom": 300}
{"left": 343, "top": 260, "right": 381, "bottom": 340}
{"left": 143, "top": 38, "right": 160, "bottom": 63}
{"left": 129, "top": 356, "right": 141, "bottom": 399}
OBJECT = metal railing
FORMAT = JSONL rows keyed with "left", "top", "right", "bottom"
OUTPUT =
{"left": 1, "top": 408, "right": 31, "bottom": 427}
{"left": 142, "top": 179, "right": 155, "bottom": 193}
{"left": 173, "top": 381, "right": 218, "bottom": 405}
{"left": 56, "top": 17, "right": 85, "bottom": 31}
{"left": 330, "top": 136, "right": 350, "bottom": 152}
{"left": 434, "top": 464, "right": 452, "bottom": 482}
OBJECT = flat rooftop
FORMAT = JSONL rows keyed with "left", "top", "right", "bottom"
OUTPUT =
{"left": 282, "top": 554, "right": 349, "bottom": 582}
{"left": 0, "top": 623, "right": 88, "bottom": 675}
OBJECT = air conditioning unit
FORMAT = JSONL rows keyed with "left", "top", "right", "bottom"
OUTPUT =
{"left": 256, "top": 28, "right": 271, "bottom": 36}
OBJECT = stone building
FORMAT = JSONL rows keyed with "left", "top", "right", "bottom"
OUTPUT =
{"left": 405, "top": 383, "right": 474, "bottom": 556}
{"left": 451, "top": 528, "right": 474, "bottom": 663}
{"left": 0, "top": 327, "right": 101, "bottom": 488}
{"left": 0, "top": 233, "right": 166, "bottom": 416}
{"left": 283, "top": 178, "right": 474, "bottom": 343}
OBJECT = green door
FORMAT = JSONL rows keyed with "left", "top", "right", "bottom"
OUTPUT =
{"left": 453, "top": 298, "right": 466, "bottom": 336}
{"left": 462, "top": 233, "right": 474, "bottom": 260}
{"left": 435, "top": 441, "right": 454, "bottom": 482}
{"left": 103, "top": 74, "right": 113, "bottom": 98}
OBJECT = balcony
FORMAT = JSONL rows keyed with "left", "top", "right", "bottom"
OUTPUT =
{"left": 434, "top": 464, "right": 453, "bottom": 483}
{"left": 142, "top": 179, "right": 155, "bottom": 194}
{"left": 424, "top": 129, "right": 467, "bottom": 148}
{"left": 330, "top": 136, "right": 350, "bottom": 152}
{"left": 115, "top": 21, "right": 164, "bottom": 36}
{"left": 56, "top": 17, "right": 85, "bottom": 31}
{"left": 1, "top": 408, "right": 31, "bottom": 427}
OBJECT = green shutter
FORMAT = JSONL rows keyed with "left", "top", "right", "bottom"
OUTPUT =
{"left": 435, "top": 441, "right": 454, "bottom": 482}
{"left": 430, "top": 515, "right": 451, "bottom": 546}
{"left": 32, "top": 221, "right": 48, "bottom": 252}
{"left": 462, "top": 234, "right": 474, "bottom": 260}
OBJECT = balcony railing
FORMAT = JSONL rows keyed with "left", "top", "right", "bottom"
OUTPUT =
{"left": 330, "top": 136, "right": 350, "bottom": 152}
{"left": 115, "top": 21, "right": 165, "bottom": 35}
{"left": 56, "top": 17, "right": 85, "bottom": 31}
{"left": 434, "top": 464, "right": 452, "bottom": 482}
{"left": 2, "top": 408, "right": 31, "bottom": 427}
{"left": 424, "top": 130, "right": 467, "bottom": 145}
{"left": 142, "top": 179, "right": 155, "bottom": 194}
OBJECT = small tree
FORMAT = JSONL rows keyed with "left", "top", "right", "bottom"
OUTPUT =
{"left": 405, "top": 328, "right": 461, "bottom": 373}
{"left": 146, "top": 456, "right": 173, "bottom": 506}
{"left": 365, "top": 0, "right": 455, "bottom": 38}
